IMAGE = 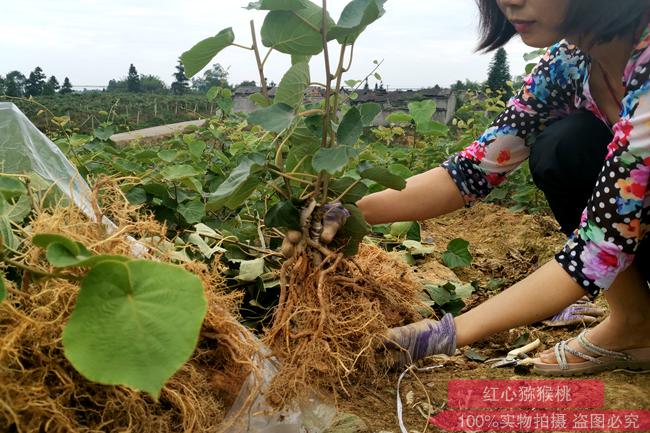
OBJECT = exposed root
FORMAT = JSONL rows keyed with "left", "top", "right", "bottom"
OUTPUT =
{"left": 264, "top": 242, "right": 427, "bottom": 405}
{"left": 0, "top": 179, "right": 259, "bottom": 433}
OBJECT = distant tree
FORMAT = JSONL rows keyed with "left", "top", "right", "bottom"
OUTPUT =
{"left": 171, "top": 60, "right": 190, "bottom": 95}
{"left": 25, "top": 66, "right": 47, "bottom": 96}
{"left": 191, "top": 63, "right": 230, "bottom": 93}
{"left": 127, "top": 64, "right": 141, "bottom": 93}
{"left": 487, "top": 48, "right": 512, "bottom": 94}
{"left": 0, "top": 76, "right": 5, "bottom": 95}
{"left": 60, "top": 77, "right": 74, "bottom": 95}
{"left": 451, "top": 79, "right": 483, "bottom": 92}
{"left": 140, "top": 75, "right": 167, "bottom": 93}
{"left": 107, "top": 79, "right": 126, "bottom": 92}
{"left": 363, "top": 79, "right": 369, "bottom": 91}
{"left": 43, "top": 76, "right": 60, "bottom": 96}
{"left": 236, "top": 80, "right": 256, "bottom": 88}
{"left": 5, "top": 71, "right": 26, "bottom": 97}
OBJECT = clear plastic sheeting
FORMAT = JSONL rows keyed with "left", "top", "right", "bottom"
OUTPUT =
{"left": 222, "top": 340, "right": 336, "bottom": 433}
{"left": 0, "top": 102, "right": 95, "bottom": 219}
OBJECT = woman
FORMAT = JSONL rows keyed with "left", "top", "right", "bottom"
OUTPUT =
{"left": 356, "top": 0, "right": 650, "bottom": 374}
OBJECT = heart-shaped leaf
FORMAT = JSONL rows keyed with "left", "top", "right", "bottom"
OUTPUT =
{"left": 246, "top": 0, "right": 307, "bottom": 10}
{"left": 358, "top": 102, "right": 382, "bottom": 126}
{"left": 206, "top": 156, "right": 265, "bottom": 210}
{"left": 264, "top": 200, "right": 302, "bottom": 230}
{"left": 248, "top": 103, "right": 295, "bottom": 133}
{"left": 337, "top": 107, "right": 363, "bottom": 145}
{"left": 63, "top": 260, "right": 207, "bottom": 398}
{"left": 358, "top": 163, "right": 406, "bottom": 190}
{"left": 328, "top": 0, "right": 386, "bottom": 44}
{"left": 442, "top": 238, "right": 473, "bottom": 269}
{"left": 178, "top": 200, "right": 206, "bottom": 225}
{"left": 274, "top": 62, "right": 310, "bottom": 109}
{"left": 181, "top": 28, "right": 235, "bottom": 78}
{"left": 261, "top": 3, "right": 335, "bottom": 55}
{"left": 312, "top": 146, "right": 358, "bottom": 175}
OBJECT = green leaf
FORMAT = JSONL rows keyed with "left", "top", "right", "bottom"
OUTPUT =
{"left": 286, "top": 139, "right": 320, "bottom": 172}
{"left": 465, "top": 348, "right": 487, "bottom": 362}
{"left": 0, "top": 217, "right": 17, "bottom": 251}
{"left": 264, "top": 200, "right": 302, "bottom": 230}
{"left": 358, "top": 164, "right": 406, "bottom": 190}
{"left": 385, "top": 111, "right": 413, "bottom": 124}
{"left": 188, "top": 140, "right": 207, "bottom": 160}
{"left": 425, "top": 283, "right": 453, "bottom": 306}
{"left": 0, "top": 177, "right": 27, "bottom": 200}
{"left": 63, "top": 260, "right": 207, "bottom": 398}
{"left": 0, "top": 195, "right": 32, "bottom": 223}
{"left": 329, "top": 177, "right": 368, "bottom": 203}
{"left": 45, "top": 242, "right": 93, "bottom": 267}
{"left": 181, "top": 28, "right": 235, "bottom": 78}
{"left": 358, "top": 102, "right": 382, "bottom": 126}
{"left": 158, "top": 150, "right": 178, "bottom": 163}
{"left": 236, "top": 258, "right": 266, "bottom": 282}
{"left": 178, "top": 200, "right": 206, "bottom": 225}
{"left": 93, "top": 126, "right": 115, "bottom": 141}
{"left": 33, "top": 233, "right": 81, "bottom": 256}
{"left": 291, "top": 54, "right": 312, "bottom": 65}
{"left": 340, "top": 204, "right": 371, "bottom": 256}
{"left": 408, "top": 100, "right": 439, "bottom": 134}
{"left": 274, "top": 62, "right": 310, "bottom": 109}
{"left": 249, "top": 92, "right": 271, "bottom": 107}
{"left": 160, "top": 165, "right": 203, "bottom": 181}
{"left": 206, "top": 157, "right": 265, "bottom": 210}
{"left": 248, "top": 103, "right": 295, "bottom": 133}
{"left": 328, "top": 0, "right": 386, "bottom": 44}
{"left": 246, "top": 0, "right": 308, "bottom": 10}
{"left": 442, "top": 238, "right": 473, "bottom": 269}
{"left": 388, "top": 163, "right": 413, "bottom": 179}
{"left": 0, "top": 272, "right": 6, "bottom": 303}
{"left": 337, "top": 107, "right": 363, "bottom": 145}
{"left": 261, "top": 3, "right": 335, "bottom": 55}
{"left": 312, "top": 146, "right": 358, "bottom": 174}
{"left": 390, "top": 221, "right": 415, "bottom": 238}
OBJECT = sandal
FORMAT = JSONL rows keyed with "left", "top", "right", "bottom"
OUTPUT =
{"left": 533, "top": 330, "right": 650, "bottom": 376}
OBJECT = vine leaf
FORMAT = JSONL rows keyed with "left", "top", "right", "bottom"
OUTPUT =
{"left": 386, "top": 111, "right": 413, "bottom": 124}
{"left": 312, "top": 146, "right": 358, "bottom": 175}
{"left": 0, "top": 176, "right": 27, "bottom": 200}
{"left": 261, "top": 3, "right": 335, "bottom": 55}
{"left": 181, "top": 28, "right": 235, "bottom": 78}
{"left": 328, "top": 0, "right": 386, "bottom": 44}
{"left": 236, "top": 258, "right": 266, "bottom": 282}
{"left": 274, "top": 62, "right": 311, "bottom": 109}
{"left": 329, "top": 177, "right": 369, "bottom": 203}
{"left": 337, "top": 107, "right": 363, "bottom": 145}
{"left": 442, "top": 238, "right": 473, "bottom": 269}
{"left": 34, "top": 233, "right": 130, "bottom": 268}
{"left": 206, "top": 156, "right": 265, "bottom": 210}
{"left": 178, "top": 200, "right": 206, "bottom": 225}
{"left": 62, "top": 260, "right": 207, "bottom": 399}
{"left": 357, "top": 162, "right": 406, "bottom": 190}
{"left": 358, "top": 102, "right": 382, "bottom": 126}
{"left": 0, "top": 272, "right": 6, "bottom": 302}
{"left": 408, "top": 100, "right": 448, "bottom": 136}
{"left": 264, "top": 200, "right": 302, "bottom": 230}
{"left": 248, "top": 103, "right": 295, "bottom": 133}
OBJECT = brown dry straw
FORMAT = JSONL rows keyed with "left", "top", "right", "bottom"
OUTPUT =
{"left": 265, "top": 241, "right": 427, "bottom": 405}
{"left": 0, "top": 179, "right": 259, "bottom": 433}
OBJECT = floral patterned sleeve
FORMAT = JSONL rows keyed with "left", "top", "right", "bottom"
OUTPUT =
{"left": 556, "top": 33, "right": 650, "bottom": 297}
{"left": 442, "top": 41, "right": 588, "bottom": 204}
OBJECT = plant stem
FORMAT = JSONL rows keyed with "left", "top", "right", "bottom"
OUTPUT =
{"left": 268, "top": 169, "right": 313, "bottom": 185}
{"left": 250, "top": 20, "right": 269, "bottom": 98}
{"left": 1, "top": 256, "right": 79, "bottom": 281}
{"left": 331, "top": 178, "right": 363, "bottom": 203}
{"left": 316, "top": 0, "right": 334, "bottom": 204}
{"left": 232, "top": 43, "right": 254, "bottom": 50}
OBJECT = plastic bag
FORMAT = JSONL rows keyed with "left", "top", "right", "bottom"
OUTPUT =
{"left": 221, "top": 337, "right": 336, "bottom": 433}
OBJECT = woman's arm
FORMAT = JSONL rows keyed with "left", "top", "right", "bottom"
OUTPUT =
{"left": 356, "top": 167, "right": 465, "bottom": 225}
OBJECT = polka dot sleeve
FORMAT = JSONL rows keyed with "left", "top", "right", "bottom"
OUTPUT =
{"left": 443, "top": 41, "right": 588, "bottom": 205}
{"left": 555, "top": 36, "right": 650, "bottom": 297}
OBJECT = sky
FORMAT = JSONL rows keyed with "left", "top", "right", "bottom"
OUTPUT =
{"left": 0, "top": 0, "right": 533, "bottom": 90}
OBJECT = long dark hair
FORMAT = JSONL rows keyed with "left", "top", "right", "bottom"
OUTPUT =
{"left": 477, "top": 0, "right": 650, "bottom": 52}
